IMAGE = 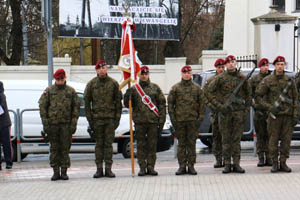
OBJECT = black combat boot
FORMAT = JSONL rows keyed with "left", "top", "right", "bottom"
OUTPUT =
{"left": 265, "top": 157, "right": 273, "bottom": 166}
{"left": 175, "top": 166, "right": 186, "bottom": 175}
{"left": 138, "top": 168, "right": 146, "bottom": 176}
{"left": 232, "top": 164, "right": 245, "bottom": 173}
{"left": 187, "top": 165, "right": 197, "bottom": 175}
{"left": 214, "top": 159, "right": 223, "bottom": 168}
{"left": 222, "top": 164, "right": 231, "bottom": 174}
{"left": 105, "top": 168, "right": 116, "bottom": 178}
{"left": 280, "top": 161, "right": 292, "bottom": 173}
{"left": 93, "top": 168, "right": 104, "bottom": 178}
{"left": 270, "top": 162, "right": 278, "bottom": 173}
{"left": 51, "top": 166, "right": 60, "bottom": 181}
{"left": 147, "top": 167, "right": 158, "bottom": 176}
{"left": 61, "top": 168, "right": 69, "bottom": 180}
{"left": 257, "top": 158, "right": 265, "bottom": 167}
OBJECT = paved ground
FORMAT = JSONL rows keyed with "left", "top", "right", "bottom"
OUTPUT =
{"left": 2, "top": 141, "right": 300, "bottom": 200}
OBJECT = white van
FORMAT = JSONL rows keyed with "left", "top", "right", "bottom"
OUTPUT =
{"left": 3, "top": 80, "right": 173, "bottom": 160}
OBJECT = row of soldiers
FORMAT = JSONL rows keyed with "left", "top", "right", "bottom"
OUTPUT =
{"left": 204, "top": 55, "right": 299, "bottom": 174}
{"left": 38, "top": 60, "right": 204, "bottom": 181}
{"left": 37, "top": 54, "right": 299, "bottom": 181}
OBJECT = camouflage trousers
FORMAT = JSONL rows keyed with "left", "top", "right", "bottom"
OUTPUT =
{"left": 176, "top": 121, "right": 198, "bottom": 167}
{"left": 48, "top": 124, "right": 72, "bottom": 168}
{"left": 135, "top": 123, "right": 158, "bottom": 169}
{"left": 94, "top": 119, "right": 115, "bottom": 168}
{"left": 218, "top": 111, "right": 244, "bottom": 165}
{"left": 254, "top": 112, "right": 269, "bottom": 159}
{"left": 210, "top": 113, "right": 222, "bottom": 160}
{"left": 267, "top": 115, "right": 293, "bottom": 162}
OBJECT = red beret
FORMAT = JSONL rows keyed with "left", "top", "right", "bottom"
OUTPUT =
{"left": 140, "top": 66, "right": 149, "bottom": 73}
{"left": 225, "top": 55, "right": 236, "bottom": 64}
{"left": 53, "top": 69, "right": 66, "bottom": 79}
{"left": 258, "top": 58, "right": 269, "bottom": 67}
{"left": 273, "top": 56, "right": 285, "bottom": 65}
{"left": 95, "top": 60, "right": 107, "bottom": 69}
{"left": 214, "top": 58, "right": 225, "bottom": 67}
{"left": 181, "top": 65, "right": 192, "bottom": 73}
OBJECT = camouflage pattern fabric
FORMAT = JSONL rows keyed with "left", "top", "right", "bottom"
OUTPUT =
{"left": 256, "top": 71, "right": 299, "bottom": 163}
{"left": 39, "top": 83, "right": 80, "bottom": 168}
{"left": 135, "top": 123, "right": 158, "bottom": 169}
{"left": 203, "top": 73, "right": 222, "bottom": 160}
{"left": 168, "top": 79, "right": 205, "bottom": 167}
{"left": 207, "top": 70, "right": 251, "bottom": 165}
{"left": 93, "top": 119, "right": 115, "bottom": 168}
{"left": 124, "top": 80, "right": 166, "bottom": 169}
{"left": 84, "top": 75, "right": 122, "bottom": 168}
{"left": 249, "top": 71, "right": 271, "bottom": 158}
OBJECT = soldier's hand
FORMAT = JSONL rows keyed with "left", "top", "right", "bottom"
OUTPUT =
{"left": 114, "top": 120, "right": 120, "bottom": 130}
{"left": 87, "top": 126, "right": 95, "bottom": 140}
{"left": 41, "top": 130, "right": 49, "bottom": 143}
{"left": 219, "top": 105, "right": 230, "bottom": 113}
{"left": 70, "top": 125, "right": 77, "bottom": 135}
{"left": 293, "top": 117, "right": 298, "bottom": 127}
{"left": 270, "top": 106, "right": 279, "bottom": 115}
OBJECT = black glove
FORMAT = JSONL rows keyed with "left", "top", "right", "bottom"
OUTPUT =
{"left": 41, "top": 130, "right": 49, "bottom": 143}
{"left": 270, "top": 106, "right": 279, "bottom": 115}
{"left": 293, "top": 117, "right": 298, "bottom": 127}
{"left": 70, "top": 124, "right": 77, "bottom": 135}
{"left": 87, "top": 126, "right": 95, "bottom": 140}
{"left": 114, "top": 119, "right": 120, "bottom": 130}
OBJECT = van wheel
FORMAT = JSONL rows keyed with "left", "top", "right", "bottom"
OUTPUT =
{"left": 12, "top": 142, "right": 28, "bottom": 162}
{"left": 122, "top": 139, "right": 137, "bottom": 159}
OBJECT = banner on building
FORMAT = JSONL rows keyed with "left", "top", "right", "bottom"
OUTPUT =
{"left": 59, "top": 0, "right": 180, "bottom": 40}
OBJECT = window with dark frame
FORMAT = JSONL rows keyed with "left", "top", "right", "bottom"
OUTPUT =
{"left": 273, "top": 0, "right": 285, "bottom": 11}
{"left": 297, "top": 0, "right": 300, "bottom": 10}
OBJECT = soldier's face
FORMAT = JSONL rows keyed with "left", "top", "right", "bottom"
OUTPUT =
{"left": 260, "top": 64, "right": 269, "bottom": 74}
{"left": 139, "top": 72, "right": 149, "bottom": 81}
{"left": 216, "top": 65, "right": 225, "bottom": 74}
{"left": 181, "top": 71, "right": 193, "bottom": 80}
{"left": 226, "top": 60, "right": 237, "bottom": 71}
{"left": 96, "top": 66, "right": 108, "bottom": 76}
{"left": 274, "top": 62, "right": 285, "bottom": 74}
{"left": 55, "top": 77, "right": 66, "bottom": 85}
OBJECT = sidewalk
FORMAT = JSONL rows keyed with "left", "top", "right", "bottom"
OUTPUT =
{"left": 1, "top": 147, "right": 300, "bottom": 200}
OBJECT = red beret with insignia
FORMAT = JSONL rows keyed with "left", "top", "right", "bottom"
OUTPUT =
{"left": 140, "top": 66, "right": 149, "bottom": 74}
{"left": 53, "top": 69, "right": 66, "bottom": 79}
{"left": 225, "top": 55, "right": 236, "bottom": 64}
{"left": 214, "top": 58, "right": 225, "bottom": 67}
{"left": 273, "top": 56, "right": 285, "bottom": 65}
{"left": 181, "top": 65, "right": 192, "bottom": 72}
{"left": 95, "top": 60, "right": 107, "bottom": 69}
{"left": 258, "top": 58, "right": 269, "bottom": 68}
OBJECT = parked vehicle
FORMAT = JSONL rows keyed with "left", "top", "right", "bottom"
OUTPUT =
{"left": 3, "top": 80, "right": 173, "bottom": 160}
{"left": 193, "top": 69, "right": 300, "bottom": 148}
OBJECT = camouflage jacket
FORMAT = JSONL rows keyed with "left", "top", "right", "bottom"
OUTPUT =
{"left": 167, "top": 79, "right": 205, "bottom": 122}
{"left": 207, "top": 69, "right": 251, "bottom": 112}
{"left": 249, "top": 70, "right": 271, "bottom": 111}
{"left": 39, "top": 83, "right": 80, "bottom": 125}
{"left": 203, "top": 72, "right": 220, "bottom": 112}
{"left": 84, "top": 75, "right": 122, "bottom": 122}
{"left": 124, "top": 80, "right": 166, "bottom": 124}
{"left": 256, "top": 71, "right": 299, "bottom": 118}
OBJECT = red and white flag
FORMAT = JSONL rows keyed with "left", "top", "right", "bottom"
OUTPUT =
{"left": 118, "top": 17, "right": 141, "bottom": 89}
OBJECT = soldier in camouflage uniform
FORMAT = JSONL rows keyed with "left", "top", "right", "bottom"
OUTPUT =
{"left": 39, "top": 69, "right": 80, "bottom": 181}
{"left": 249, "top": 58, "right": 272, "bottom": 167}
{"left": 84, "top": 60, "right": 122, "bottom": 178}
{"left": 124, "top": 66, "right": 166, "bottom": 176}
{"left": 256, "top": 56, "right": 299, "bottom": 173}
{"left": 168, "top": 65, "right": 205, "bottom": 175}
{"left": 207, "top": 55, "right": 251, "bottom": 174}
{"left": 203, "top": 58, "right": 225, "bottom": 168}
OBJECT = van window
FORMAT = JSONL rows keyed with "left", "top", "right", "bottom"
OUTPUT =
{"left": 193, "top": 74, "right": 203, "bottom": 87}
{"left": 77, "top": 93, "right": 86, "bottom": 117}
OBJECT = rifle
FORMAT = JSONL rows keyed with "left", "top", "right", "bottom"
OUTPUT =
{"left": 269, "top": 72, "right": 300, "bottom": 119}
{"left": 223, "top": 65, "right": 257, "bottom": 110}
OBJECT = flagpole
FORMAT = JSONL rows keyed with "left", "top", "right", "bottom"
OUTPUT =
{"left": 122, "top": 1, "right": 135, "bottom": 177}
